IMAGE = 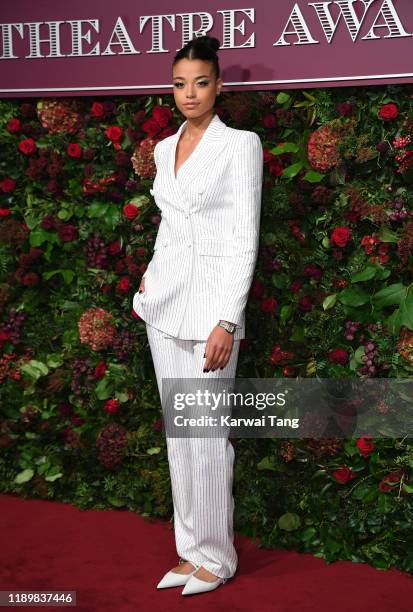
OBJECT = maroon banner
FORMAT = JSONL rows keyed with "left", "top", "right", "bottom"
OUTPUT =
{"left": 1, "top": 0, "right": 413, "bottom": 97}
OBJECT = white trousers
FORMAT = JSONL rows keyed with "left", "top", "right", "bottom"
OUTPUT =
{"left": 145, "top": 322, "right": 241, "bottom": 579}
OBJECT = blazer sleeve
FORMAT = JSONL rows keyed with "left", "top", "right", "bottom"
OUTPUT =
{"left": 142, "top": 142, "right": 160, "bottom": 280}
{"left": 217, "top": 131, "right": 263, "bottom": 326}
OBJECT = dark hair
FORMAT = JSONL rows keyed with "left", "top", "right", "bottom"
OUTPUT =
{"left": 173, "top": 35, "right": 221, "bottom": 80}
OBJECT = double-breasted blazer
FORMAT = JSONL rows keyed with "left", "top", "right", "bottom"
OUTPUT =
{"left": 132, "top": 112, "right": 263, "bottom": 341}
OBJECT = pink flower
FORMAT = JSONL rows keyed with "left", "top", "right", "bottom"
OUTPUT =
{"left": 78, "top": 307, "right": 116, "bottom": 351}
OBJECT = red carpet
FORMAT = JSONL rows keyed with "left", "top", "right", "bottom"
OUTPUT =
{"left": 1, "top": 493, "right": 412, "bottom": 611}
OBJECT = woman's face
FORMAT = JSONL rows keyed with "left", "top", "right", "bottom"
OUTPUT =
{"left": 172, "top": 58, "right": 222, "bottom": 119}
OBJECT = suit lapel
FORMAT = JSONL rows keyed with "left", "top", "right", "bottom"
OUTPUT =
{"left": 167, "top": 112, "right": 228, "bottom": 211}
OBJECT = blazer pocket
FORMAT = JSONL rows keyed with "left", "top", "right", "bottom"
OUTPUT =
{"left": 198, "top": 238, "right": 234, "bottom": 257}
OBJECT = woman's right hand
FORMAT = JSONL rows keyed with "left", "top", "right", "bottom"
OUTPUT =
{"left": 139, "top": 278, "right": 145, "bottom": 294}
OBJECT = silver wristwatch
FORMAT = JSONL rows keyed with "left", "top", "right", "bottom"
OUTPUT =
{"left": 218, "top": 320, "right": 237, "bottom": 334}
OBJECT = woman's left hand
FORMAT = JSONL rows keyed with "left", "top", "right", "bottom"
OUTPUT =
{"left": 204, "top": 326, "right": 234, "bottom": 371}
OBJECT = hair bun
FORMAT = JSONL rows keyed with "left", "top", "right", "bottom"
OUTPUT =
{"left": 194, "top": 35, "right": 220, "bottom": 54}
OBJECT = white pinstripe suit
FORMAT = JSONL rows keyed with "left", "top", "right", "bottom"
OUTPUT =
{"left": 132, "top": 112, "right": 263, "bottom": 340}
{"left": 132, "top": 112, "right": 263, "bottom": 579}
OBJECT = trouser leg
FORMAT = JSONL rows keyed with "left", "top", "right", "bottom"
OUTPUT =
{"left": 145, "top": 323, "right": 240, "bottom": 579}
{"left": 145, "top": 324, "right": 196, "bottom": 563}
{"left": 188, "top": 338, "right": 240, "bottom": 579}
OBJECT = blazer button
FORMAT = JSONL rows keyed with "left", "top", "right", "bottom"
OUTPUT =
{"left": 187, "top": 243, "right": 192, "bottom": 248}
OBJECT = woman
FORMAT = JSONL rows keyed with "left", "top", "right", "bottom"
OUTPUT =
{"left": 133, "top": 35, "right": 263, "bottom": 595}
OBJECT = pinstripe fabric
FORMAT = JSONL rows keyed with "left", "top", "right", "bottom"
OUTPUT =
{"left": 146, "top": 322, "right": 240, "bottom": 579}
{"left": 132, "top": 112, "right": 263, "bottom": 341}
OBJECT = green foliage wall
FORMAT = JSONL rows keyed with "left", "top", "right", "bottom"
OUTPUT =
{"left": 1, "top": 85, "right": 413, "bottom": 573}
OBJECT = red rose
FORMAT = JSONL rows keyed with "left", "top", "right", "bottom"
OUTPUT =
{"left": 94, "top": 361, "right": 107, "bottom": 379}
{"left": 261, "top": 297, "right": 278, "bottom": 313}
{"left": 59, "top": 402, "right": 73, "bottom": 417}
{"left": 108, "top": 239, "right": 122, "bottom": 255}
{"left": 378, "top": 469, "right": 404, "bottom": 492}
{"left": 18, "top": 138, "right": 37, "bottom": 155}
{"left": 263, "top": 149, "right": 273, "bottom": 163}
{"left": 328, "top": 348, "right": 349, "bottom": 365}
{"left": 330, "top": 226, "right": 351, "bottom": 248}
{"left": 59, "top": 224, "right": 78, "bottom": 242}
{"left": 290, "top": 280, "right": 303, "bottom": 294}
{"left": 142, "top": 116, "right": 162, "bottom": 137}
{"left": 105, "top": 126, "right": 123, "bottom": 142}
{"left": 151, "top": 105, "right": 173, "bottom": 128}
{"left": 356, "top": 435, "right": 375, "bottom": 458}
{"left": 0, "top": 330, "right": 11, "bottom": 345}
{"left": 91, "top": 102, "right": 105, "bottom": 118}
{"left": 115, "top": 259, "right": 126, "bottom": 274}
{"left": 304, "top": 264, "right": 322, "bottom": 280}
{"left": 250, "top": 279, "right": 264, "bottom": 298}
{"left": 134, "top": 246, "right": 147, "bottom": 258}
{"left": 22, "top": 272, "right": 39, "bottom": 286}
{"left": 269, "top": 345, "right": 294, "bottom": 365}
{"left": 7, "top": 117, "right": 21, "bottom": 133}
{"left": 0, "top": 177, "right": 16, "bottom": 192}
{"left": 117, "top": 277, "right": 131, "bottom": 293}
{"left": 105, "top": 399, "right": 120, "bottom": 414}
{"left": 298, "top": 295, "right": 313, "bottom": 311}
{"left": 71, "top": 415, "right": 85, "bottom": 427}
{"left": 126, "top": 259, "right": 138, "bottom": 275}
{"left": 263, "top": 114, "right": 277, "bottom": 129}
{"left": 0, "top": 208, "right": 12, "bottom": 217}
{"left": 378, "top": 103, "right": 398, "bottom": 121}
{"left": 123, "top": 203, "right": 140, "bottom": 219}
{"left": 153, "top": 418, "right": 163, "bottom": 432}
{"left": 336, "top": 102, "right": 354, "bottom": 117}
{"left": 269, "top": 158, "right": 284, "bottom": 177}
{"left": 68, "top": 143, "right": 81, "bottom": 158}
{"left": 331, "top": 465, "right": 357, "bottom": 484}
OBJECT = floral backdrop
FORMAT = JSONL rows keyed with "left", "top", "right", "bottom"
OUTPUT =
{"left": 1, "top": 85, "right": 413, "bottom": 574}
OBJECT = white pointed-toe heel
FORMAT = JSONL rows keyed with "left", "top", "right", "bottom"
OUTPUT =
{"left": 181, "top": 573, "right": 227, "bottom": 595}
{"left": 156, "top": 558, "right": 200, "bottom": 589}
